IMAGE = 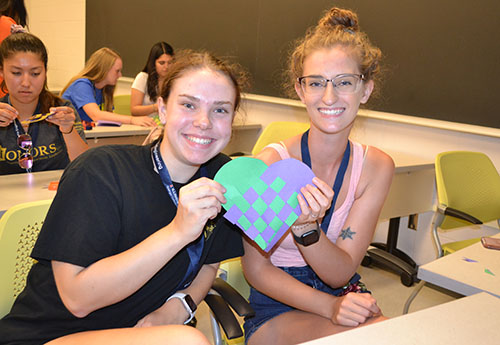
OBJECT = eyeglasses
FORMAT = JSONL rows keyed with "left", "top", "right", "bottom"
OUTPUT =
{"left": 297, "top": 74, "right": 365, "bottom": 95}
{"left": 12, "top": 120, "right": 33, "bottom": 172}
{"left": 17, "top": 133, "right": 33, "bottom": 171}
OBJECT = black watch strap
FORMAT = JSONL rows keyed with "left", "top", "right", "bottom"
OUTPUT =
{"left": 292, "top": 221, "right": 321, "bottom": 246}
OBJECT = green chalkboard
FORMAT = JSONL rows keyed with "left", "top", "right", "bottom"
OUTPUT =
{"left": 87, "top": 0, "right": 500, "bottom": 128}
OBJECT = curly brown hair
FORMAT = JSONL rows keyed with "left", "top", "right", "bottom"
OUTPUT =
{"left": 286, "top": 7, "right": 382, "bottom": 99}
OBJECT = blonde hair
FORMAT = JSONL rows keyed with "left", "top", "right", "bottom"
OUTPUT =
{"left": 286, "top": 7, "right": 382, "bottom": 98}
{"left": 60, "top": 47, "right": 121, "bottom": 111}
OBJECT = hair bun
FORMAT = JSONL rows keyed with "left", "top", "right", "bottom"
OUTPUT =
{"left": 318, "top": 7, "right": 359, "bottom": 32}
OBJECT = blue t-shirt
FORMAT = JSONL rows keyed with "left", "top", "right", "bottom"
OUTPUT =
{"left": 62, "top": 78, "right": 103, "bottom": 122}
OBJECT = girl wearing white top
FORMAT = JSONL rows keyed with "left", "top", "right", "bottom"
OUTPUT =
{"left": 131, "top": 42, "right": 174, "bottom": 118}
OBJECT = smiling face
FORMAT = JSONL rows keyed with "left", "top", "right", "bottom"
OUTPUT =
{"left": 155, "top": 53, "right": 173, "bottom": 79}
{"left": 295, "top": 46, "right": 373, "bottom": 134}
{"left": 102, "top": 57, "right": 123, "bottom": 86}
{"left": 0, "top": 51, "right": 46, "bottom": 108}
{"left": 158, "top": 68, "right": 236, "bottom": 175}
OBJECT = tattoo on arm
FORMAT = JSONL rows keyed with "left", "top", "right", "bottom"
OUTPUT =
{"left": 339, "top": 227, "right": 356, "bottom": 240}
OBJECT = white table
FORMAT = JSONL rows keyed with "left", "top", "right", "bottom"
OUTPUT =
{"left": 301, "top": 292, "right": 500, "bottom": 345}
{"left": 365, "top": 150, "right": 435, "bottom": 286}
{"left": 84, "top": 123, "right": 263, "bottom": 152}
{"left": 0, "top": 170, "right": 63, "bottom": 218}
{"left": 418, "top": 233, "right": 500, "bottom": 297}
{"left": 84, "top": 124, "right": 151, "bottom": 148}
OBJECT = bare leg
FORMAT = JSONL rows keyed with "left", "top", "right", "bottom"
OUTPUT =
{"left": 248, "top": 310, "right": 387, "bottom": 345}
{"left": 45, "top": 325, "right": 210, "bottom": 345}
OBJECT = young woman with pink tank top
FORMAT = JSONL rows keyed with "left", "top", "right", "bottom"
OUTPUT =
{"left": 241, "top": 7, "right": 395, "bottom": 345}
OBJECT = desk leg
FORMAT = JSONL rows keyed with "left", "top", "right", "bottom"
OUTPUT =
{"left": 363, "top": 217, "right": 418, "bottom": 287}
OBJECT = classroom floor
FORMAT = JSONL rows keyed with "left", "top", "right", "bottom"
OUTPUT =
{"left": 196, "top": 265, "right": 462, "bottom": 344}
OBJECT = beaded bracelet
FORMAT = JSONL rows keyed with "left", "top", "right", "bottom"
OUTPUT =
{"left": 291, "top": 221, "right": 317, "bottom": 232}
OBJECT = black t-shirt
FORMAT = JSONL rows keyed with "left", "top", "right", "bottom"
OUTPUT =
{"left": 0, "top": 144, "right": 243, "bottom": 344}
{"left": 0, "top": 95, "right": 86, "bottom": 175}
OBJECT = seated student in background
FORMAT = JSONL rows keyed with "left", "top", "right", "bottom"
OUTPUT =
{"left": 0, "top": 32, "right": 88, "bottom": 175}
{"left": 61, "top": 47, "right": 156, "bottom": 128}
{"left": 242, "top": 7, "right": 395, "bottom": 345}
{"left": 0, "top": 0, "right": 28, "bottom": 97}
{"left": 131, "top": 41, "right": 174, "bottom": 120}
{"left": 0, "top": 49, "right": 247, "bottom": 345}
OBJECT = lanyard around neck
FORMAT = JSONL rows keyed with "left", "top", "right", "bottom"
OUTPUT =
{"left": 152, "top": 141, "right": 179, "bottom": 206}
{"left": 300, "top": 129, "right": 351, "bottom": 233}
{"left": 151, "top": 141, "right": 208, "bottom": 290}
{"left": 8, "top": 95, "right": 41, "bottom": 148}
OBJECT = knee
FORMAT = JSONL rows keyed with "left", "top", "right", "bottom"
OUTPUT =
{"left": 157, "top": 325, "right": 210, "bottom": 345}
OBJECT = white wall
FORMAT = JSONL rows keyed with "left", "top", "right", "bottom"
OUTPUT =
{"left": 25, "top": 0, "right": 86, "bottom": 91}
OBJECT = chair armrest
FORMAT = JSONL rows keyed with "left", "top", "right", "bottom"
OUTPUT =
{"left": 211, "top": 277, "right": 255, "bottom": 318}
{"left": 438, "top": 205, "right": 483, "bottom": 224}
{"left": 204, "top": 293, "right": 244, "bottom": 339}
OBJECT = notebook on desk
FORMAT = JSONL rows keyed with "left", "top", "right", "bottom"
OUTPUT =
{"left": 96, "top": 120, "right": 122, "bottom": 127}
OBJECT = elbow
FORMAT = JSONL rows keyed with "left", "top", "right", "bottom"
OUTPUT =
{"left": 63, "top": 300, "right": 92, "bottom": 318}
{"left": 59, "top": 294, "right": 94, "bottom": 318}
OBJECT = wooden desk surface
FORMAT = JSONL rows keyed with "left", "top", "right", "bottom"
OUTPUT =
{"left": 0, "top": 170, "right": 63, "bottom": 217}
{"left": 300, "top": 292, "right": 500, "bottom": 345}
{"left": 418, "top": 233, "right": 500, "bottom": 297}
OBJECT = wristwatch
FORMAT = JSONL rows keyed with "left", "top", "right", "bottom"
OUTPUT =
{"left": 292, "top": 221, "right": 321, "bottom": 246}
{"left": 167, "top": 292, "right": 197, "bottom": 324}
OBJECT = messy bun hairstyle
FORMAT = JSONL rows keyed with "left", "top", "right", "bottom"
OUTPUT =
{"left": 286, "top": 7, "right": 382, "bottom": 98}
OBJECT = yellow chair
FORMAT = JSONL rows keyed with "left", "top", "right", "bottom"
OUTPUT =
{"left": 251, "top": 121, "right": 310, "bottom": 156}
{"left": 0, "top": 199, "right": 52, "bottom": 318}
{"left": 432, "top": 151, "right": 500, "bottom": 256}
{"left": 113, "top": 94, "right": 131, "bottom": 115}
{"left": 403, "top": 151, "right": 500, "bottom": 313}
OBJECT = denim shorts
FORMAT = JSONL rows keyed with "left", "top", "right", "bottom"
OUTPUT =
{"left": 243, "top": 266, "right": 369, "bottom": 344}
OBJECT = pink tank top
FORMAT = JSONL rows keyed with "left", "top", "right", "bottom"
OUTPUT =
{"left": 267, "top": 141, "right": 368, "bottom": 267}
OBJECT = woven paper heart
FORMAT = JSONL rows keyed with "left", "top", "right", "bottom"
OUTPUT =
{"left": 214, "top": 157, "right": 315, "bottom": 252}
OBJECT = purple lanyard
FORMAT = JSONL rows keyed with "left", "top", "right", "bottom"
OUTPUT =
{"left": 300, "top": 130, "right": 350, "bottom": 233}
{"left": 151, "top": 142, "right": 206, "bottom": 289}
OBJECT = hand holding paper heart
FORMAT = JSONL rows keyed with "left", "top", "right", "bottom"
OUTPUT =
{"left": 214, "top": 157, "right": 316, "bottom": 252}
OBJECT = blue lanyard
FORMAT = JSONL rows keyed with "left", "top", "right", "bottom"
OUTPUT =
{"left": 300, "top": 130, "right": 350, "bottom": 233}
{"left": 151, "top": 141, "right": 206, "bottom": 289}
{"left": 8, "top": 96, "right": 41, "bottom": 157}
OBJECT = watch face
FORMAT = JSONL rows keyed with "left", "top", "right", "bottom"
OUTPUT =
{"left": 302, "top": 229, "right": 320, "bottom": 246}
{"left": 184, "top": 294, "right": 197, "bottom": 313}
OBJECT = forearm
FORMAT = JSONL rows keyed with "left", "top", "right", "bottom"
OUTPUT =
{"left": 62, "top": 129, "right": 88, "bottom": 161}
{"left": 131, "top": 103, "right": 156, "bottom": 116}
{"left": 298, "top": 233, "right": 358, "bottom": 288}
{"left": 88, "top": 109, "right": 134, "bottom": 124}
{"left": 181, "top": 263, "right": 219, "bottom": 304}
{"left": 53, "top": 223, "right": 191, "bottom": 317}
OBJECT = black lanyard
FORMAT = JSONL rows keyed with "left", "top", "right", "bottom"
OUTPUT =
{"left": 151, "top": 141, "right": 206, "bottom": 289}
{"left": 300, "top": 130, "right": 351, "bottom": 233}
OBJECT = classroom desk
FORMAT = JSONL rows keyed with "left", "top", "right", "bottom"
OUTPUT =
{"left": 84, "top": 123, "right": 263, "bottom": 152}
{"left": 418, "top": 233, "right": 500, "bottom": 297}
{"left": 0, "top": 170, "right": 63, "bottom": 218}
{"left": 300, "top": 292, "right": 499, "bottom": 345}
{"left": 84, "top": 124, "right": 150, "bottom": 148}
{"left": 364, "top": 150, "right": 435, "bottom": 286}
